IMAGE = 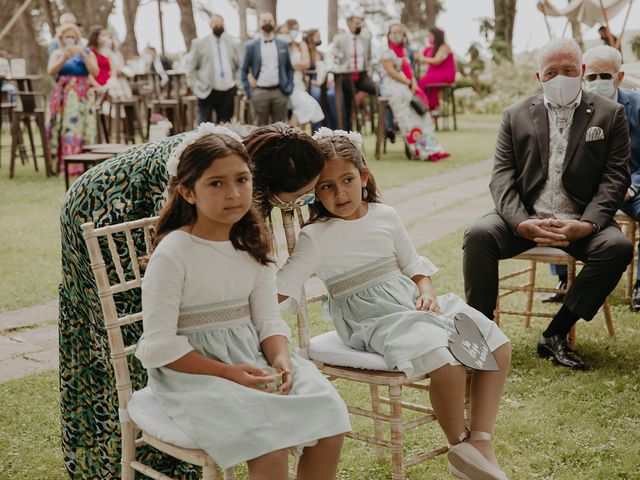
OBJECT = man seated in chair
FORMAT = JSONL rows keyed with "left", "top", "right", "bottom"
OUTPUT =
{"left": 462, "top": 38, "right": 632, "bottom": 371}
{"left": 544, "top": 45, "right": 640, "bottom": 311}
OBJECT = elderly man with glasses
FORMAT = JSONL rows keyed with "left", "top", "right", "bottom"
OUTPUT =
{"left": 462, "top": 38, "right": 632, "bottom": 371}
{"left": 545, "top": 45, "right": 640, "bottom": 310}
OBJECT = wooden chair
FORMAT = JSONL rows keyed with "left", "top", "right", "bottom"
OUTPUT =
{"left": 278, "top": 207, "right": 466, "bottom": 480}
{"left": 63, "top": 152, "right": 112, "bottom": 190}
{"left": 9, "top": 90, "right": 52, "bottom": 178}
{"left": 82, "top": 217, "right": 236, "bottom": 480}
{"left": 109, "top": 97, "right": 144, "bottom": 144}
{"left": 614, "top": 211, "right": 637, "bottom": 299}
{"left": 494, "top": 247, "right": 615, "bottom": 349}
{"left": 424, "top": 84, "right": 457, "bottom": 132}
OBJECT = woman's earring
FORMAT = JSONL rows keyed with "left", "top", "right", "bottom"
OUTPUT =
{"left": 362, "top": 185, "right": 368, "bottom": 200}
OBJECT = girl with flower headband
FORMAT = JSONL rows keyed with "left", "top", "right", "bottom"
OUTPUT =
{"left": 136, "top": 125, "right": 350, "bottom": 477}
{"left": 277, "top": 128, "right": 511, "bottom": 480}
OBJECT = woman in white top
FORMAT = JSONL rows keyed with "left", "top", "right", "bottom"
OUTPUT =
{"left": 277, "top": 129, "right": 511, "bottom": 480}
{"left": 276, "top": 20, "right": 324, "bottom": 126}
{"left": 136, "top": 124, "right": 350, "bottom": 478}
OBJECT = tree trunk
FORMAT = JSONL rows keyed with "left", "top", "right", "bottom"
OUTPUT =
{"left": 63, "top": 0, "right": 114, "bottom": 29}
{"left": 19, "top": 7, "right": 41, "bottom": 74}
{"left": 426, "top": 0, "right": 438, "bottom": 29}
{"left": 176, "top": 0, "right": 197, "bottom": 51}
{"left": 255, "top": 0, "right": 276, "bottom": 23}
{"left": 492, "top": 0, "right": 517, "bottom": 62}
{"left": 121, "top": 0, "right": 139, "bottom": 59}
{"left": 568, "top": 1, "right": 583, "bottom": 49}
{"left": 40, "top": 0, "right": 57, "bottom": 37}
{"left": 238, "top": 0, "right": 248, "bottom": 43}
{"left": 328, "top": 0, "right": 338, "bottom": 43}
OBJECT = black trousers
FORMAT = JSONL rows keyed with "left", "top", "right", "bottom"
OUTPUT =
{"left": 462, "top": 211, "right": 632, "bottom": 321}
{"left": 341, "top": 72, "right": 377, "bottom": 130}
{"left": 196, "top": 87, "right": 236, "bottom": 125}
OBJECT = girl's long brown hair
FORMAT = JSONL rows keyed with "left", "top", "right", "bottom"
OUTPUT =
{"left": 308, "top": 134, "right": 381, "bottom": 224}
{"left": 155, "top": 133, "right": 273, "bottom": 265}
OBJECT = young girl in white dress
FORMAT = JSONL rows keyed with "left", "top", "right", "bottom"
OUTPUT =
{"left": 136, "top": 124, "right": 350, "bottom": 479}
{"left": 277, "top": 128, "right": 512, "bottom": 480}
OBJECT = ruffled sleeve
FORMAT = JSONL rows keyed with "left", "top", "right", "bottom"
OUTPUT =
{"left": 391, "top": 207, "right": 439, "bottom": 278}
{"left": 135, "top": 245, "right": 194, "bottom": 369}
{"left": 276, "top": 229, "right": 321, "bottom": 305}
{"left": 250, "top": 265, "right": 291, "bottom": 342}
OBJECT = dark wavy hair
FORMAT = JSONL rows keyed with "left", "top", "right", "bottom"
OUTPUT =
{"left": 87, "top": 25, "right": 105, "bottom": 49}
{"left": 308, "top": 133, "right": 381, "bottom": 224}
{"left": 244, "top": 123, "right": 325, "bottom": 217}
{"left": 155, "top": 133, "right": 273, "bottom": 265}
{"left": 428, "top": 27, "right": 445, "bottom": 57}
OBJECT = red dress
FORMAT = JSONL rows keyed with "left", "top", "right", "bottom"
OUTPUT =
{"left": 91, "top": 49, "right": 111, "bottom": 86}
{"left": 418, "top": 45, "right": 456, "bottom": 110}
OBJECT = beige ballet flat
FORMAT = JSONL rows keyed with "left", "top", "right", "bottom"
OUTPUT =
{"left": 447, "top": 431, "right": 508, "bottom": 480}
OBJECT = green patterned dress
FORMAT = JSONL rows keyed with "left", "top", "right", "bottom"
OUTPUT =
{"left": 59, "top": 134, "right": 201, "bottom": 478}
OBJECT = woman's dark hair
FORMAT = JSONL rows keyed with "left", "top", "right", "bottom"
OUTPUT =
{"left": 244, "top": 123, "right": 325, "bottom": 217}
{"left": 155, "top": 133, "right": 273, "bottom": 265}
{"left": 428, "top": 27, "right": 445, "bottom": 57}
{"left": 308, "top": 134, "right": 381, "bottom": 224}
{"left": 305, "top": 29, "right": 323, "bottom": 62}
{"left": 87, "top": 25, "right": 104, "bottom": 49}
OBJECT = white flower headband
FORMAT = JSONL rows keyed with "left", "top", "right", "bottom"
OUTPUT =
{"left": 312, "top": 127, "right": 364, "bottom": 151}
{"left": 165, "top": 123, "right": 244, "bottom": 177}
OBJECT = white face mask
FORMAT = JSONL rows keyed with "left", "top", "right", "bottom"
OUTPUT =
{"left": 541, "top": 74, "right": 582, "bottom": 106}
{"left": 585, "top": 78, "right": 617, "bottom": 99}
{"left": 63, "top": 38, "right": 77, "bottom": 48}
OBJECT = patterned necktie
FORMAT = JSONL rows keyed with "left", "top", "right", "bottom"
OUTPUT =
{"left": 216, "top": 41, "right": 224, "bottom": 78}
{"left": 352, "top": 36, "right": 359, "bottom": 81}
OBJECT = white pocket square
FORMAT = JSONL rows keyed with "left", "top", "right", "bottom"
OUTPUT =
{"left": 585, "top": 126, "right": 605, "bottom": 142}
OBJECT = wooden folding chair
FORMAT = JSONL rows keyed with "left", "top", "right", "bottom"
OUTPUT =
{"left": 277, "top": 207, "right": 468, "bottom": 480}
{"left": 82, "top": 217, "right": 235, "bottom": 480}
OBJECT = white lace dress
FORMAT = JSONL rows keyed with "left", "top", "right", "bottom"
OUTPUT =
{"left": 289, "top": 48, "right": 325, "bottom": 124}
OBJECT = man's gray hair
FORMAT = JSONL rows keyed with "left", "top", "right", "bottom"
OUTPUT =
{"left": 583, "top": 45, "right": 622, "bottom": 72}
{"left": 537, "top": 38, "right": 583, "bottom": 71}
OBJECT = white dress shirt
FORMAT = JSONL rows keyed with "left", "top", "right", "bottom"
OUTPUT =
{"left": 348, "top": 34, "right": 365, "bottom": 72}
{"left": 256, "top": 36, "right": 279, "bottom": 87}
{"left": 211, "top": 35, "right": 235, "bottom": 91}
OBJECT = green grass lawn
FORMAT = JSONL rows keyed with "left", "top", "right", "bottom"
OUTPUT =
{"left": 2, "top": 227, "right": 639, "bottom": 479}
{"left": 0, "top": 113, "right": 499, "bottom": 312}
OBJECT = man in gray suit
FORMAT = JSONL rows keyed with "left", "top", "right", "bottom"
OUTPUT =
{"left": 463, "top": 39, "right": 632, "bottom": 370}
{"left": 186, "top": 14, "right": 241, "bottom": 125}
{"left": 330, "top": 16, "right": 376, "bottom": 130}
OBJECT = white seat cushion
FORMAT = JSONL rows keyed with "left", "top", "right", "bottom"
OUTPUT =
{"left": 308, "top": 331, "right": 393, "bottom": 371}
{"left": 520, "top": 246, "right": 572, "bottom": 256}
{"left": 128, "top": 386, "right": 198, "bottom": 449}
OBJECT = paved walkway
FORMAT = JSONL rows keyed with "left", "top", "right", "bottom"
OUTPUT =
{"left": 0, "top": 159, "right": 493, "bottom": 383}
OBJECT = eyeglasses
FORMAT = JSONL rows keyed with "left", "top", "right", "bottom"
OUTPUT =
{"left": 268, "top": 190, "right": 316, "bottom": 210}
{"left": 585, "top": 72, "right": 614, "bottom": 82}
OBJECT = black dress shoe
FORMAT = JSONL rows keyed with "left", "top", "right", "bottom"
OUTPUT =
{"left": 386, "top": 129, "right": 396, "bottom": 143}
{"left": 537, "top": 334, "right": 587, "bottom": 370}
{"left": 630, "top": 287, "right": 640, "bottom": 312}
{"left": 541, "top": 281, "right": 567, "bottom": 303}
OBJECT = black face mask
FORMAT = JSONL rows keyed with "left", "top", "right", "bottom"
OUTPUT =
{"left": 213, "top": 26, "right": 224, "bottom": 37}
{"left": 315, "top": 40, "right": 322, "bottom": 46}
{"left": 353, "top": 26, "right": 362, "bottom": 35}
{"left": 261, "top": 24, "right": 274, "bottom": 34}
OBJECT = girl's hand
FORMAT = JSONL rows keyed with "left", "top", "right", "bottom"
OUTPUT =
{"left": 270, "top": 357, "right": 293, "bottom": 395}
{"left": 416, "top": 294, "right": 440, "bottom": 314}
{"left": 410, "top": 78, "right": 418, "bottom": 94}
{"left": 226, "top": 363, "right": 277, "bottom": 392}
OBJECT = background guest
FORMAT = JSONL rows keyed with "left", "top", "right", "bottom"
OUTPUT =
{"left": 240, "top": 12, "right": 294, "bottom": 126}
{"left": 186, "top": 13, "right": 240, "bottom": 124}
{"left": 417, "top": 27, "right": 457, "bottom": 111}
{"left": 46, "top": 23, "right": 98, "bottom": 176}
{"left": 305, "top": 28, "right": 336, "bottom": 130}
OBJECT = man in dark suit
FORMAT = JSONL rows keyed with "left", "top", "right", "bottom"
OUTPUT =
{"left": 240, "top": 12, "right": 294, "bottom": 126}
{"left": 462, "top": 38, "right": 632, "bottom": 370}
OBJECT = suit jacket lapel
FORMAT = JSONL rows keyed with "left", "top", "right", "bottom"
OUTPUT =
{"left": 529, "top": 95, "right": 550, "bottom": 178}
{"left": 563, "top": 96, "right": 594, "bottom": 173}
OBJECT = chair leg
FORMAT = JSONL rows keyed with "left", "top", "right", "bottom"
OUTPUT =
{"left": 625, "top": 221, "right": 636, "bottom": 299}
{"left": 35, "top": 114, "right": 53, "bottom": 176}
{"left": 603, "top": 298, "right": 615, "bottom": 337}
{"left": 567, "top": 324, "right": 577, "bottom": 350}
{"left": 369, "top": 384, "right": 386, "bottom": 460}
{"left": 524, "top": 260, "right": 536, "bottom": 329}
{"left": 120, "top": 421, "right": 136, "bottom": 480}
{"left": 24, "top": 118, "right": 38, "bottom": 171}
{"left": 223, "top": 467, "right": 235, "bottom": 480}
{"left": 389, "top": 385, "right": 405, "bottom": 480}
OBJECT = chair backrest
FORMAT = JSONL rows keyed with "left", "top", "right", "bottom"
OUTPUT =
{"left": 278, "top": 208, "right": 329, "bottom": 353}
{"left": 81, "top": 216, "right": 158, "bottom": 416}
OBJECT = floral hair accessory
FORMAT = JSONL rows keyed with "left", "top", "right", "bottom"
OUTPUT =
{"left": 312, "top": 126, "right": 363, "bottom": 151}
{"left": 165, "top": 123, "right": 244, "bottom": 177}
